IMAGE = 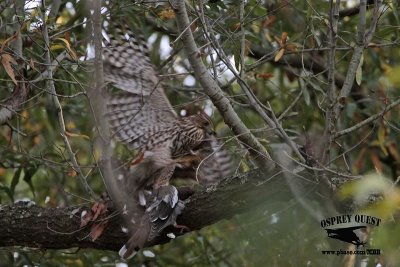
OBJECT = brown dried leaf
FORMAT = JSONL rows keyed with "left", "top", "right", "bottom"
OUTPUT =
{"left": 370, "top": 152, "right": 383, "bottom": 174}
{"left": 281, "top": 32, "right": 288, "bottom": 45}
{"left": 1, "top": 53, "right": 18, "bottom": 85}
{"left": 29, "top": 58, "right": 35, "bottom": 70}
{"left": 352, "top": 147, "right": 367, "bottom": 173}
{"left": 91, "top": 201, "right": 108, "bottom": 222}
{"left": 255, "top": 72, "right": 274, "bottom": 80}
{"left": 90, "top": 220, "right": 109, "bottom": 241}
{"left": 80, "top": 200, "right": 108, "bottom": 228}
{"left": 262, "top": 15, "right": 276, "bottom": 28}
{"left": 80, "top": 210, "right": 93, "bottom": 227}
{"left": 67, "top": 168, "right": 77, "bottom": 177}
{"left": 387, "top": 143, "right": 400, "bottom": 162}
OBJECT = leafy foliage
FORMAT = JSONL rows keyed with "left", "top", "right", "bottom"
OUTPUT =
{"left": 1, "top": 0, "right": 400, "bottom": 266}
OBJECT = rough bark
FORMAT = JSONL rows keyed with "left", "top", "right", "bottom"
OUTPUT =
{"left": 0, "top": 169, "right": 317, "bottom": 252}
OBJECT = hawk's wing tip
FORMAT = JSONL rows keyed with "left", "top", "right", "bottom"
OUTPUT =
{"left": 119, "top": 245, "right": 137, "bottom": 260}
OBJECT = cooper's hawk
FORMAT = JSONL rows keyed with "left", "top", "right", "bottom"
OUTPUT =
{"left": 103, "top": 24, "right": 233, "bottom": 259}
{"left": 104, "top": 27, "right": 215, "bottom": 172}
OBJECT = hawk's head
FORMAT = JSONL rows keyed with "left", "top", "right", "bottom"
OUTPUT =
{"left": 190, "top": 113, "right": 215, "bottom": 136}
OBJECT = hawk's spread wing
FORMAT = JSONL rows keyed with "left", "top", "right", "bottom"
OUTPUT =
{"left": 104, "top": 26, "right": 177, "bottom": 149}
{"left": 198, "top": 137, "right": 233, "bottom": 184}
{"left": 104, "top": 25, "right": 234, "bottom": 183}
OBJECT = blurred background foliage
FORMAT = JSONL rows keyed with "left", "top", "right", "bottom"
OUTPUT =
{"left": 0, "top": 0, "right": 400, "bottom": 266}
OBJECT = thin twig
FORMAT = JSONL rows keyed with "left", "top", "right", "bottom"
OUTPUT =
{"left": 334, "top": 98, "right": 400, "bottom": 139}
{"left": 321, "top": 0, "right": 341, "bottom": 164}
{"left": 193, "top": 3, "right": 305, "bottom": 162}
{"left": 333, "top": 0, "right": 382, "bottom": 120}
{"left": 41, "top": 0, "right": 97, "bottom": 199}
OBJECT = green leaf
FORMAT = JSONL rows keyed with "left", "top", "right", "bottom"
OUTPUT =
{"left": 356, "top": 53, "right": 364, "bottom": 85}
{"left": 308, "top": 80, "right": 324, "bottom": 93}
{"left": 10, "top": 168, "right": 22, "bottom": 195}
{"left": 302, "top": 87, "right": 310, "bottom": 106}
{"left": 346, "top": 102, "right": 357, "bottom": 118}
{"left": 23, "top": 166, "right": 38, "bottom": 197}
{"left": 253, "top": 5, "right": 267, "bottom": 16}
{"left": 233, "top": 48, "right": 241, "bottom": 71}
{"left": 0, "top": 183, "right": 14, "bottom": 202}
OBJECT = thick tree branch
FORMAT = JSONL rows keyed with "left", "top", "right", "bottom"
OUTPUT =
{"left": 0, "top": 169, "right": 316, "bottom": 251}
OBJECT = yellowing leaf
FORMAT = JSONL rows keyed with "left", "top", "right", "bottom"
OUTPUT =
{"left": 1, "top": 53, "right": 18, "bottom": 85}
{"left": 240, "top": 160, "right": 250, "bottom": 172}
{"left": 286, "top": 43, "right": 298, "bottom": 52}
{"left": 93, "top": 147, "right": 101, "bottom": 161}
{"left": 377, "top": 125, "right": 388, "bottom": 156}
{"left": 274, "top": 48, "right": 285, "bottom": 62}
{"left": 0, "top": 34, "right": 17, "bottom": 52}
{"left": 50, "top": 44, "right": 65, "bottom": 51}
{"left": 56, "top": 15, "right": 68, "bottom": 25}
{"left": 158, "top": 8, "right": 175, "bottom": 19}
{"left": 233, "top": 22, "right": 241, "bottom": 30}
{"left": 66, "top": 121, "right": 76, "bottom": 130}
{"left": 33, "top": 135, "right": 41, "bottom": 145}
{"left": 386, "top": 66, "right": 400, "bottom": 86}
{"left": 65, "top": 131, "right": 90, "bottom": 140}
{"left": 55, "top": 38, "right": 78, "bottom": 60}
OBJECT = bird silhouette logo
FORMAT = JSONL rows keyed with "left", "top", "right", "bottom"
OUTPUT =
{"left": 325, "top": 226, "right": 367, "bottom": 247}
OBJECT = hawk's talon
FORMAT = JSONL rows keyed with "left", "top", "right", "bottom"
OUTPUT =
{"left": 174, "top": 224, "right": 190, "bottom": 233}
